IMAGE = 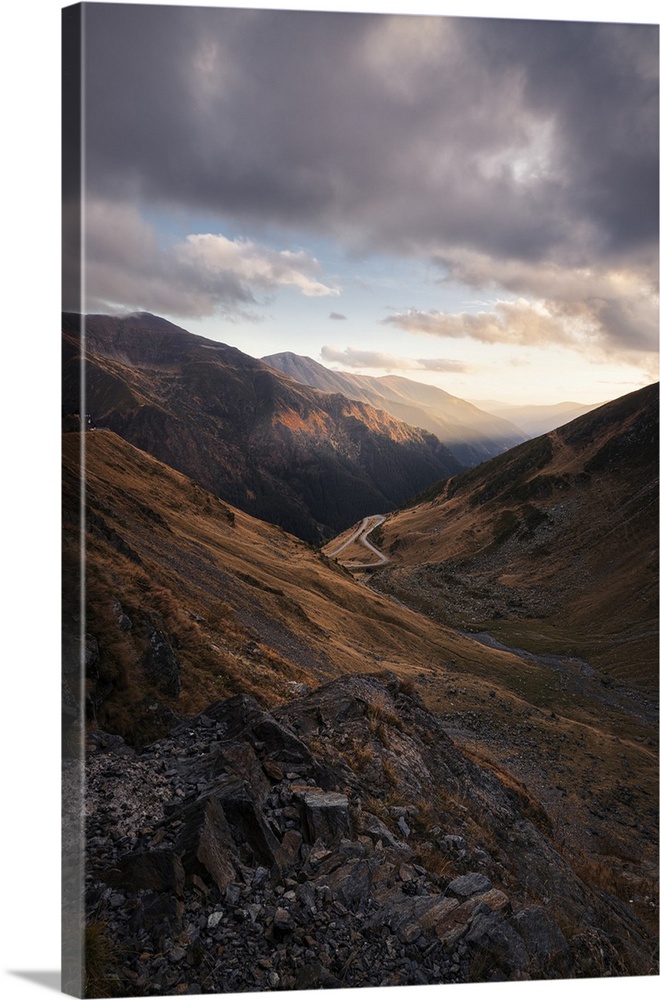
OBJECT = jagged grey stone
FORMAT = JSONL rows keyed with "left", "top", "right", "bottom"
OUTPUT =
{"left": 80, "top": 672, "right": 654, "bottom": 993}
{"left": 299, "top": 789, "right": 352, "bottom": 845}
{"left": 447, "top": 872, "right": 493, "bottom": 899}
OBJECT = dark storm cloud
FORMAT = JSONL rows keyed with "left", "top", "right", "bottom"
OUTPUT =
{"left": 83, "top": 8, "right": 657, "bottom": 250}
{"left": 466, "top": 18, "right": 659, "bottom": 259}
{"left": 79, "top": 5, "right": 658, "bottom": 353}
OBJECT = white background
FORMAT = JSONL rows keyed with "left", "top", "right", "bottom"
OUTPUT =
{"left": 1, "top": 1, "right": 657, "bottom": 999}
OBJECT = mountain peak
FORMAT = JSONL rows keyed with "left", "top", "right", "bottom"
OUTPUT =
{"left": 63, "top": 312, "right": 463, "bottom": 543}
{"left": 264, "top": 350, "right": 525, "bottom": 466}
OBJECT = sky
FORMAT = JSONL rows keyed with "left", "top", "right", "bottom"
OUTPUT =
{"left": 62, "top": 1, "right": 659, "bottom": 406}
{"left": 1, "top": 4, "right": 657, "bottom": 999}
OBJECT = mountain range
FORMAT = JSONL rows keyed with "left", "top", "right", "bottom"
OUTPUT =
{"left": 62, "top": 312, "right": 658, "bottom": 988}
{"left": 367, "top": 383, "right": 658, "bottom": 689}
{"left": 263, "top": 351, "right": 525, "bottom": 466}
{"left": 62, "top": 312, "right": 463, "bottom": 543}
{"left": 468, "top": 398, "right": 606, "bottom": 439}
{"left": 62, "top": 402, "right": 657, "bottom": 880}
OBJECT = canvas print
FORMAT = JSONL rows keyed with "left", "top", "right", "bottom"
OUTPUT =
{"left": 62, "top": 2, "right": 659, "bottom": 996}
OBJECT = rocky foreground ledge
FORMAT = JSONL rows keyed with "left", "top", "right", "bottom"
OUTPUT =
{"left": 77, "top": 673, "right": 655, "bottom": 995}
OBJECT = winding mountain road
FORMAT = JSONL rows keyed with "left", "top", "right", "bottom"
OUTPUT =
{"left": 326, "top": 515, "right": 389, "bottom": 569}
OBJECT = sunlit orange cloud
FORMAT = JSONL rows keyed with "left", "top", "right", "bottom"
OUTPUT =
{"left": 321, "top": 345, "right": 468, "bottom": 372}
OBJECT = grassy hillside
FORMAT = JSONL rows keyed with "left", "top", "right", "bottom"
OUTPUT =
{"left": 62, "top": 429, "right": 509, "bottom": 743}
{"left": 64, "top": 426, "right": 658, "bottom": 940}
{"left": 373, "top": 383, "right": 659, "bottom": 689}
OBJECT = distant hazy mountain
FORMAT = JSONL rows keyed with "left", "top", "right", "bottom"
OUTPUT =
{"left": 262, "top": 352, "right": 524, "bottom": 467}
{"left": 469, "top": 398, "right": 606, "bottom": 438}
{"left": 62, "top": 313, "right": 463, "bottom": 543}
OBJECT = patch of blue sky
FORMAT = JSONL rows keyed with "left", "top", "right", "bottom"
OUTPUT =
{"left": 144, "top": 204, "right": 503, "bottom": 321}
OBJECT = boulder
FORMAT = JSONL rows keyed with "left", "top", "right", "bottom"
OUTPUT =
{"left": 219, "top": 742, "right": 271, "bottom": 805}
{"left": 398, "top": 815, "right": 411, "bottom": 838}
{"left": 272, "top": 906, "right": 295, "bottom": 935}
{"left": 512, "top": 906, "right": 570, "bottom": 975}
{"left": 435, "top": 889, "right": 510, "bottom": 945}
{"left": 175, "top": 793, "right": 237, "bottom": 890}
{"left": 318, "top": 857, "right": 374, "bottom": 907}
{"left": 201, "top": 695, "right": 312, "bottom": 765}
{"left": 447, "top": 872, "right": 492, "bottom": 899}
{"left": 280, "top": 829, "right": 303, "bottom": 866}
{"left": 464, "top": 911, "right": 529, "bottom": 979}
{"left": 435, "top": 833, "right": 468, "bottom": 858}
{"left": 297, "top": 789, "right": 352, "bottom": 846}
{"left": 365, "top": 893, "right": 459, "bottom": 944}
{"left": 87, "top": 731, "right": 135, "bottom": 756}
{"left": 217, "top": 779, "right": 283, "bottom": 871}
{"left": 356, "top": 811, "right": 408, "bottom": 850}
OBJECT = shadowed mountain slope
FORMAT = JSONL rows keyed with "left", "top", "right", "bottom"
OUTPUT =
{"left": 370, "top": 383, "right": 659, "bottom": 688}
{"left": 61, "top": 427, "right": 505, "bottom": 746}
{"left": 263, "top": 351, "right": 524, "bottom": 466}
{"left": 62, "top": 313, "right": 463, "bottom": 543}
{"left": 63, "top": 427, "right": 658, "bottom": 982}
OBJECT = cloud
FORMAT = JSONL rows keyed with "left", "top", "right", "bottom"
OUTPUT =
{"left": 81, "top": 10, "right": 657, "bottom": 254}
{"left": 382, "top": 301, "right": 575, "bottom": 347}
{"left": 182, "top": 234, "right": 338, "bottom": 298}
{"left": 435, "top": 248, "right": 659, "bottom": 356}
{"left": 412, "top": 357, "right": 469, "bottom": 373}
{"left": 320, "top": 345, "right": 468, "bottom": 373}
{"left": 383, "top": 279, "right": 659, "bottom": 365}
{"left": 329, "top": 312, "right": 347, "bottom": 320}
{"left": 77, "top": 7, "right": 657, "bottom": 355}
{"left": 64, "top": 199, "right": 337, "bottom": 317}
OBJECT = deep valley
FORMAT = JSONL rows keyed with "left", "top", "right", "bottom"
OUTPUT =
{"left": 62, "top": 314, "right": 659, "bottom": 995}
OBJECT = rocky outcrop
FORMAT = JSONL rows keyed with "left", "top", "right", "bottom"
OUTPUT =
{"left": 144, "top": 629, "right": 181, "bottom": 698}
{"left": 83, "top": 674, "right": 655, "bottom": 995}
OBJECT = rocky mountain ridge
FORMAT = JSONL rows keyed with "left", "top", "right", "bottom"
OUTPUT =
{"left": 62, "top": 312, "right": 463, "bottom": 543}
{"left": 262, "top": 351, "right": 524, "bottom": 466}
{"left": 78, "top": 672, "right": 654, "bottom": 996}
{"left": 63, "top": 414, "right": 658, "bottom": 982}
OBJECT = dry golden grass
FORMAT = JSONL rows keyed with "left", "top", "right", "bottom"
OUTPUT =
{"left": 64, "top": 427, "right": 657, "bottom": 931}
{"left": 65, "top": 430, "right": 554, "bottom": 739}
{"left": 84, "top": 919, "right": 124, "bottom": 998}
{"left": 352, "top": 410, "right": 658, "bottom": 928}
{"left": 571, "top": 851, "right": 659, "bottom": 940}
{"left": 375, "top": 388, "right": 658, "bottom": 691}
{"left": 414, "top": 844, "right": 459, "bottom": 881}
